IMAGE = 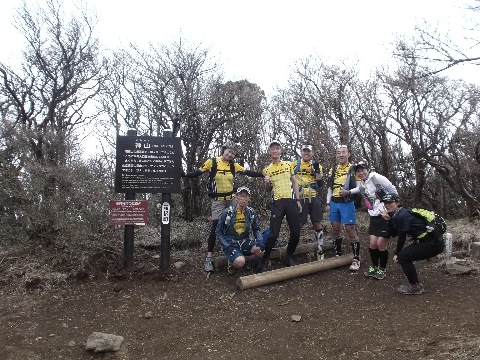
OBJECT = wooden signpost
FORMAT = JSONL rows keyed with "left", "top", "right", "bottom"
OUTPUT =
{"left": 114, "top": 129, "right": 181, "bottom": 270}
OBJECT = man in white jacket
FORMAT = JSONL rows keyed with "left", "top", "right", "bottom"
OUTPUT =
{"left": 354, "top": 161, "right": 397, "bottom": 279}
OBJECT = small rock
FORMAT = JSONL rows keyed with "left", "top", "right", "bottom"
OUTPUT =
{"left": 471, "top": 242, "right": 480, "bottom": 261}
{"left": 168, "top": 275, "right": 179, "bottom": 282}
{"left": 446, "top": 261, "right": 476, "bottom": 275}
{"left": 85, "top": 332, "right": 124, "bottom": 353}
{"left": 145, "top": 311, "right": 153, "bottom": 319}
{"left": 174, "top": 261, "right": 185, "bottom": 270}
{"left": 113, "top": 284, "right": 123, "bottom": 292}
{"left": 291, "top": 315, "right": 302, "bottom": 322}
{"left": 143, "top": 268, "right": 155, "bottom": 275}
{"left": 68, "top": 340, "right": 76, "bottom": 347}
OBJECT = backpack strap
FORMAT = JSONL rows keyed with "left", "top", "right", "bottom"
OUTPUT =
{"left": 224, "top": 205, "right": 234, "bottom": 227}
{"left": 294, "top": 159, "right": 301, "bottom": 175}
{"left": 328, "top": 165, "right": 337, "bottom": 189}
{"left": 370, "top": 175, "right": 382, "bottom": 189}
{"left": 209, "top": 157, "right": 217, "bottom": 179}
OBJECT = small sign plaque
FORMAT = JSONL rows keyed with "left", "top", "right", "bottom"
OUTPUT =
{"left": 108, "top": 200, "right": 148, "bottom": 225}
{"left": 161, "top": 202, "right": 170, "bottom": 225}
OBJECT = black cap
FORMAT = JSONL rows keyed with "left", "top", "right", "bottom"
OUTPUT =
{"left": 382, "top": 193, "right": 400, "bottom": 203}
{"left": 353, "top": 161, "right": 369, "bottom": 171}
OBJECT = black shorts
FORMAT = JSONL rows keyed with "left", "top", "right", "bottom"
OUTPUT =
{"left": 369, "top": 215, "right": 393, "bottom": 238}
{"left": 299, "top": 197, "right": 323, "bottom": 225}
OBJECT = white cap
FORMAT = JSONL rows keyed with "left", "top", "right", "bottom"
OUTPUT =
{"left": 236, "top": 186, "right": 251, "bottom": 195}
{"left": 301, "top": 144, "right": 313, "bottom": 151}
{"left": 269, "top": 140, "right": 281, "bottom": 148}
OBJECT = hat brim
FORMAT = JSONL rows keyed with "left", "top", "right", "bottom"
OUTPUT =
{"left": 354, "top": 165, "right": 368, "bottom": 171}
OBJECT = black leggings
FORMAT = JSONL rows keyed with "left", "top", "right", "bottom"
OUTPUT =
{"left": 207, "top": 220, "right": 219, "bottom": 253}
{"left": 397, "top": 238, "right": 445, "bottom": 284}
{"left": 263, "top": 199, "right": 301, "bottom": 259}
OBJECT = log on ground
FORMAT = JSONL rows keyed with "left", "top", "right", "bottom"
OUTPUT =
{"left": 214, "top": 242, "right": 334, "bottom": 269}
{"left": 236, "top": 255, "right": 353, "bottom": 290}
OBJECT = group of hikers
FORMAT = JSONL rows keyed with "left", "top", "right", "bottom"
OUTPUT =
{"left": 182, "top": 142, "right": 446, "bottom": 295}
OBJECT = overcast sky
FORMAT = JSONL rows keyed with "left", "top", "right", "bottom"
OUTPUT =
{"left": 0, "top": 0, "right": 477, "bottom": 93}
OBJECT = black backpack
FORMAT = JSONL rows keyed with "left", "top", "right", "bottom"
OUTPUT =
{"left": 409, "top": 208, "right": 447, "bottom": 237}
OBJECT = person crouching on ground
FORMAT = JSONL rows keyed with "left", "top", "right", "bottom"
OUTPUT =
{"left": 354, "top": 161, "right": 397, "bottom": 280}
{"left": 382, "top": 193, "right": 445, "bottom": 295}
{"left": 216, "top": 186, "right": 264, "bottom": 274}
{"left": 181, "top": 142, "right": 263, "bottom": 273}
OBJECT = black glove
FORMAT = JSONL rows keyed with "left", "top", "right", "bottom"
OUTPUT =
{"left": 181, "top": 170, "right": 186, "bottom": 177}
{"left": 313, "top": 161, "right": 320, "bottom": 174}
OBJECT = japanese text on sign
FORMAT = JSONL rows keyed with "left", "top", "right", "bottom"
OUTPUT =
{"left": 108, "top": 200, "right": 148, "bottom": 226}
{"left": 115, "top": 136, "right": 182, "bottom": 194}
{"left": 161, "top": 202, "right": 170, "bottom": 225}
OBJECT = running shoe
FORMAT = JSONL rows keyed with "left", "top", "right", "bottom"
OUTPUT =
{"left": 396, "top": 284, "right": 424, "bottom": 295}
{"left": 364, "top": 266, "right": 377, "bottom": 277}
{"left": 204, "top": 257, "right": 214, "bottom": 272}
{"left": 373, "top": 268, "right": 386, "bottom": 280}
{"left": 349, "top": 259, "right": 360, "bottom": 271}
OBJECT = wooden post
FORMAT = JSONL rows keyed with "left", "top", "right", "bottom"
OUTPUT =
{"left": 160, "top": 130, "right": 173, "bottom": 272}
{"left": 444, "top": 233, "right": 452, "bottom": 260}
{"left": 236, "top": 255, "right": 353, "bottom": 290}
{"left": 213, "top": 242, "right": 334, "bottom": 269}
{"left": 123, "top": 129, "right": 137, "bottom": 269}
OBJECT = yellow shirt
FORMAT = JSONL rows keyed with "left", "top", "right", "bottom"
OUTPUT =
{"left": 233, "top": 209, "right": 246, "bottom": 235}
{"left": 263, "top": 161, "right": 294, "bottom": 200}
{"left": 328, "top": 163, "right": 352, "bottom": 197}
{"left": 290, "top": 160, "right": 323, "bottom": 198}
{"left": 200, "top": 157, "right": 245, "bottom": 200}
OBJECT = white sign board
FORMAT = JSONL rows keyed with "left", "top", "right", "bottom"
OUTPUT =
{"left": 162, "top": 202, "right": 170, "bottom": 225}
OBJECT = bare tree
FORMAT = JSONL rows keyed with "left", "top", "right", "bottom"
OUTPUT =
{"left": 398, "top": 1, "right": 480, "bottom": 77}
{"left": 98, "top": 40, "right": 267, "bottom": 220}
{"left": 381, "top": 43, "right": 480, "bottom": 214}
{"left": 271, "top": 57, "right": 362, "bottom": 167}
{"left": 351, "top": 76, "right": 398, "bottom": 180}
{"left": 0, "top": 0, "right": 106, "bottom": 242}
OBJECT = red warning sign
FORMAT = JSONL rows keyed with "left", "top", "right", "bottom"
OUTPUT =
{"left": 108, "top": 200, "right": 148, "bottom": 225}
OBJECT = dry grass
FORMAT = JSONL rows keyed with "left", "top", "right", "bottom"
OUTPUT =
{"left": 0, "top": 212, "right": 478, "bottom": 290}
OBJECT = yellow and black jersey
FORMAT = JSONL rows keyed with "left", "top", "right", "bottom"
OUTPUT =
{"left": 233, "top": 209, "right": 247, "bottom": 235}
{"left": 290, "top": 160, "right": 323, "bottom": 198}
{"left": 263, "top": 161, "right": 294, "bottom": 200}
{"left": 200, "top": 157, "right": 245, "bottom": 200}
{"left": 328, "top": 163, "right": 353, "bottom": 197}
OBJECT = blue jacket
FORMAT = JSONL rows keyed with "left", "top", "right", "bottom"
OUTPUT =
{"left": 216, "top": 204, "right": 263, "bottom": 249}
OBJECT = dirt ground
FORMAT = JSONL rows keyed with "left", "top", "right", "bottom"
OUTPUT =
{"left": 1, "top": 224, "right": 480, "bottom": 360}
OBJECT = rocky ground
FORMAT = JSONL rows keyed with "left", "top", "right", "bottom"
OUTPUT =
{"left": 1, "top": 216, "right": 480, "bottom": 360}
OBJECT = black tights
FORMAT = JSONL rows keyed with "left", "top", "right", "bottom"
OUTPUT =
{"left": 207, "top": 220, "right": 219, "bottom": 253}
{"left": 397, "top": 240, "right": 444, "bottom": 284}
